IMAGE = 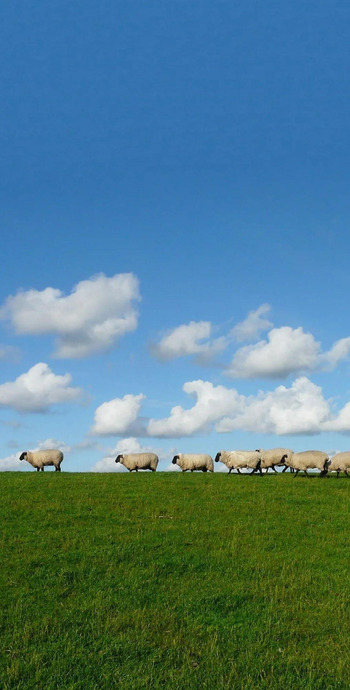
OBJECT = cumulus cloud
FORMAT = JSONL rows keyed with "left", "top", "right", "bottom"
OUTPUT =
{"left": 91, "top": 437, "right": 174, "bottom": 472}
{"left": 150, "top": 307, "right": 350, "bottom": 379}
{"left": 226, "top": 327, "right": 321, "bottom": 379}
{"left": 0, "top": 362, "right": 81, "bottom": 413}
{"left": 231, "top": 304, "right": 273, "bottom": 342}
{"left": 146, "top": 376, "right": 350, "bottom": 437}
{"left": 91, "top": 393, "right": 146, "bottom": 435}
{"left": 150, "top": 321, "right": 226, "bottom": 363}
{"left": 1, "top": 273, "right": 140, "bottom": 358}
{"left": 226, "top": 326, "right": 350, "bottom": 380}
{"left": 147, "top": 380, "right": 242, "bottom": 437}
{"left": 217, "top": 377, "right": 331, "bottom": 435}
{"left": 323, "top": 404, "right": 350, "bottom": 433}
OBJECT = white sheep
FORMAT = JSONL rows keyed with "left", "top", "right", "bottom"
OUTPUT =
{"left": 19, "top": 449, "right": 64, "bottom": 472}
{"left": 215, "top": 450, "right": 261, "bottom": 474}
{"left": 115, "top": 452, "right": 158, "bottom": 472}
{"left": 258, "top": 448, "right": 294, "bottom": 474}
{"left": 328, "top": 452, "right": 350, "bottom": 477}
{"left": 172, "top": 453, "right": 214, "bottom": 472}
{"left": 284, "top": 450, "right": 329, "bottom": 477}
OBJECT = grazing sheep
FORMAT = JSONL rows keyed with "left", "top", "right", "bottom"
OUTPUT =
{"left": 172, "top": 453, "right": 214, "bottom": 472}
{"left": 19, "top": 449, "right": 64, "bottom": 472}
{"left": 215, "top": 450, "right": 261, "bottom": 474}
{"left": 284, "top": 450, "right": 329, "bottom": 477}
{"left": 328, "top": 452, "right": 350, "bottom": 477}
{"left": 257, "top": 448, "right": 294, "bottom": 474}
{"left": 115, "top": 452, "right": 158, "bottom": 472}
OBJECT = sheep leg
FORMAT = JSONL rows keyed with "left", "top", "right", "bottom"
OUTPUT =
{"left": 272, "top": 465, "right": 278, "bottom": 473}
{"left": 236, "top": 468, "right": 241, "bottom": 474}
{"left": 337, "top": 470, "right": 340, "bottom": 478}
{"left": 228, "top": 468, "right": 232, "bottom": 474}
{"left": 41, "top": 467, "right": 44, "bottom": 472}
{"left": 36, "top": 467, "right": 40, "bottom": 472}
{"left": 345, "top": 470, "right": 350, "bottom": 477}
{"left": 202, "top": 468, "right": 207, "bottom": 472}
{"left": 294, "top": 470, "right": 299, "bottom": 477}
{"left": 304, "top": 469, "right": 309, "bottom": 477}
{"left": 282, "top": 465, "right": 288, "bottom": 473}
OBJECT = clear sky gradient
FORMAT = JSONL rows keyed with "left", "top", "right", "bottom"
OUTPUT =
{"left": 1, "top": 1, "right": 350, "bottom": 471}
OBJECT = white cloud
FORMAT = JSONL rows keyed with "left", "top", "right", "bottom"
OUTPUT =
{"left": 217, "top": 377, "right": 331, "bottom": 435}
{"left": 226, "top": 326, "right": 350, "bottom": 380}
{"left": 151, "top": 321, "right": 226, "bottom": 363}
{"left": 226, "top": 327, "right": 321, "bottom": 379}
{"left": 150, "top": 308, "right": 350, "bottom": 379}
{"left": 1, "top": 273, "right": 140, "bottom": 358}
{"left": 146, "top": 375, "right": 350, "bottom": 437}
{"left": 36, "top": 438, "right": 71, "bottom": 453}
{"left": 321, "top": 337, "right": 350, "bottom": 370}
{"left": 91, "top": 393, "right": 145, "bottom": 435}
{"left": 0, "top": 453, "right": 27, "bottom": 471}
{"left": 231, "top": 304, "right": 273, "bottom": 342}
{"left": 147, "top": 380, "right": 242, "bottom": 437}
{"left": 91, "top": 437, "right": 174, "bottom": 472}
{"left": 324, "top": 403, "right": 350, "bottom": 433}
{"left": 0, "top": 362, "right": 81, "bottom": 413}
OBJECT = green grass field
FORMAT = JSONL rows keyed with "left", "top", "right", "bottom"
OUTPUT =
{"left": 1, "top": 472, "right": 350, "bottom": 690}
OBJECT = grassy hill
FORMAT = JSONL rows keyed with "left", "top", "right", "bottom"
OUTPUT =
{"left": 1, "top": 472, "right": 350, "bottom": 689}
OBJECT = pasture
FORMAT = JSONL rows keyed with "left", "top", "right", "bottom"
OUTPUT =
{"left": 1, "top": 472, "right": 350, "bottom": 689}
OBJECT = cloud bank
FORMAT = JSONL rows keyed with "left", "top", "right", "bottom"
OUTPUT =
{"left": 146, "top": 377, "right": 350, "bottom": 437}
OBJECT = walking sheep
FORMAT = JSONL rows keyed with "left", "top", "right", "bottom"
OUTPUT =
{"left": 19, "top": 449, "right": 64, "bottom": 472}
{"left": 284, "top": 450, "right": 329, "bottom": 477}
{"left": 172, "top": 453, "right": 214, "bottom": 472}
{"left": 115, "top": 452, "right": 158, "bottom": 472}
{"left": 215, "top": 450, "right": 261, "bottom": 474}
{"left": 257, "top": 448, "right": 294, "bottom": 474}
{"left": 327, "top": 452, "right": 350, "bottom": 477}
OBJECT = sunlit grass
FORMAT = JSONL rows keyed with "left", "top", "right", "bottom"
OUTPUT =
{"left": 0, "top": 472, "right": 349, "bottom": 689}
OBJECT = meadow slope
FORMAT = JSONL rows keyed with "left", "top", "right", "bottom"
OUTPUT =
{"left": 1, "top": 472, "right": 350, "bottom": 690}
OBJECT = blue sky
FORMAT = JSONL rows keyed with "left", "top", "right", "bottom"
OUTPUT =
{"left": 1, "top": 0, "right": 350, "bottom": 471}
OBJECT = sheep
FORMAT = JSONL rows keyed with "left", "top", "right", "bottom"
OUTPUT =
{"left": 172, "top": 453, "right": 214, "bottom": 472}
{"left": 327, "top": 452, "right": 350, "bottom": 478}
{"left": 284, "top": 450, "right": 329, "bottom": 478}
{"left": 215, "top": 450, "right": 261, "bottom": 474}
{"left": 115, "top": 452, "right": 158, "bottom": 472}
{"left": 19, "top": 449, "right": 64, "bottom": 472}
{"left": 257, "top": 448, "right": 294, "bottom": 474}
